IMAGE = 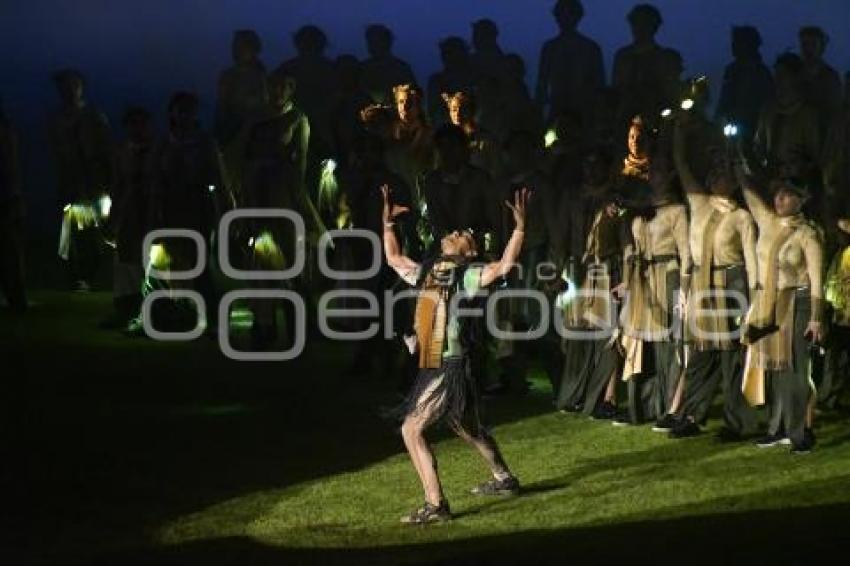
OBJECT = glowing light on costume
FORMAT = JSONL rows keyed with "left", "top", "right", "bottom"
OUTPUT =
{"left": 229, "top": 307, "right": 255, "bottom": 331}
{"left": 98, "top": 194, "right": 112, "bottom": 218}
{"left": 252, "top": 231, "right": 286, "bottom": 269}
{"left": 318, "top": 158, "right": 340, "bottom": 217}
{"left": 555, "top": 269, "right": 578, "bottom": 309}
{"left": 544, "top": 129, "right": 558, "bottom": 148}
{"left": 723, "top": 123, "right": 739, "bottom": 137}
{"left": 64, "top": 203, "right": 100, "bottom": 230}
{"left": 660, "top": 108, "right": 672, "bottom": 118}
{"left": 680, "top": 98, "right": 695, "bottom": 111}
{"left": 208, "top": 184, "right": 216, "bottom": 193}
{"left": 148, "top": 243, "right": 171, "bottom": 271}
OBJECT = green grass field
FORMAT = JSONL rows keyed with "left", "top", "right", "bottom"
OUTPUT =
{"left": 8, "top": 291, "right": 850, "bottom": 565}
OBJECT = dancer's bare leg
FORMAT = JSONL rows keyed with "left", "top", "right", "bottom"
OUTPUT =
{"left": 401, "top": 385, "right": 447, "bottom": 505}
{"left": 451, "top": 424, "right": 511, "bottom": 480}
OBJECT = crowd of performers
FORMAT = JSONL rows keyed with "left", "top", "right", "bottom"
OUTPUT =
{"left": 1, "top": 1, "right": 849, "bottom": 523}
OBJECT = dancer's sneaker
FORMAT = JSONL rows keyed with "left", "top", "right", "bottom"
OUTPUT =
{"left": 612, "top": 411, "right": 633, "bottom": 427}
{"left": 652, "top": 413, "right": 679, "bottom": 432}
{"left": 791, "top": 428, "right": 816, "bottom": 455}
{"left": 755, "top": 433, "right": 791, "bottom": 448}
{"left": 590, "top": 401, "right": 616, "bottom": 420}
{"left": 470, "top": 475, "right": 520, "bottom": 496}
{"left": 400, "top": 501, "right": 451, "bottom": 524}
{"left": 559, "top": 401, "right": 583, "bottom": 414}
{"left": 668, "top": 419, "right": 701, "bottom": 438}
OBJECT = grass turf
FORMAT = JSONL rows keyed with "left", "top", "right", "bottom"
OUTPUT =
{"left": 7, "top": 291, "right": 850, "bottom": 565}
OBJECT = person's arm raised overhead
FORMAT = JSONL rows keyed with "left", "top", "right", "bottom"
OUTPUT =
{"left": 480, "top": 188, "right": 529, "bottom": 288}
{"left": 381, "top": 184, "right": 420, "bottom": 283}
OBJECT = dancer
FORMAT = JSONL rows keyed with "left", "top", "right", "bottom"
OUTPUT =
{"left": 667, "top": 121, "right": 759, "bottom": 439}
{"left": 735, "top": 149, "right": 824, "bottom": 453}
{"left": 382, "top": 184, "right": 528, "bottom": 524}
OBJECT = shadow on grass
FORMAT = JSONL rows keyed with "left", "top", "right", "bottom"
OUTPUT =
{"left": 84, "top": 491, "right": 850, "bottom": 565}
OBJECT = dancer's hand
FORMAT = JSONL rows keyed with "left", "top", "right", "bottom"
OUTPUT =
{"left": 611, "top": 283, "right": 626, "bottom": 301}
{"left": 506, "top": 187, "right": 530, "bottom": 231}
{"left": 381, "top": 184, "right": 409, "bottom": 226}
{"left": 804, "top": 321, "right": 824, "bottom": 344}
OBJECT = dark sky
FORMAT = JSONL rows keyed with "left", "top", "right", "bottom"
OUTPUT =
{"left": 2, "top": 0, "right": 848, "bottom": 230}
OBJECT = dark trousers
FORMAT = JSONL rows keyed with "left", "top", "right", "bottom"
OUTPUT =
{"left": 679, "top": 348, "right": 758, "bottom": 434}
{"left": 818, "top": 325, "right": 850, "bottom": 410}
{"left": 580, "top": 339, "right": 623, "bottom": 416}
{"left": 68, "top": 225, "right": 102, "bottom": 285}
{"left": 0, "top": 202, "right": 26, "bottom": 310}
{"left": 555, "top": 338, "right": 593, "bottom": 410}
{"left": 626, "top": 341, "right": 679, "bottom": 423}
{"left": 766, "top": 294, "right": 814, "bottom": 446}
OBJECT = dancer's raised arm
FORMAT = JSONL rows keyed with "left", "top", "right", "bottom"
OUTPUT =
{"left": 480, "top": 188, "right": 529, "bottom": 288}
{"left": 381, "top": 184, "right": 420, "bottom": 283}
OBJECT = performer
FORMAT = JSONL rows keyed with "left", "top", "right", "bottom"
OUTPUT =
{"left": 441, "top": 91, "right": 499, "bottom": 176}
{"left": 235, "top": 71, "right": 324, "bottom": 348}
{"left": 667, "top": 121, "right": 759, "bottom": 439}
{"left": 615, "top": 155, "right": 691, "bottom": 426}
{"left": 735, "top": 151, "right": 824, "bottom": 454}
{"left": 819, "top": 218, "right": 850, "bottom": 410}
{"left": 556, "top": 148, "right": 627, "bottom": 418}
{"left": 143, "top": 92, "right": 230, "bottom": 334}
{"left": 102, "top": 107, "right": 156, "bottom": 330}
{"left": 0, "top": 102, "right": 26, "bottom": 312}
{"left": 48, "top": 69, "right": 112, "bottom": 291}
{"left": 382, "top": 185, "right": 527, "bottom": 524}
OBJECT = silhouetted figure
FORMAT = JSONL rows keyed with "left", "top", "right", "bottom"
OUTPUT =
{"left": 545, "top": 110, "right": 585, "bottom": 195}
{"left": 360, "top": 24, "right": 416, "bottom": 105}
{"left": 102, "top": 107, "right": 156, "bottom": 329}
{"left": 236, "top": 71, "right": 324, "bottom": 348}
{"left": 215, "top": 30, "right": 268, "bottom": 148}
{"left": 612, "top": 4, "right": 681, "bottom": 138}
{"left": 278, "top": 25, "right": 337, "bottom": 158}
{"left": 330, "top": 55, "right": 372, "bottom": 162}
{"left": 48, "top": 69, "right": 112, "bottom": 291}
{"left": 798, "top": 26, "right": 842, "bottom": 140}
{"left": 423, "top": 125, "right": 503, "bottom": 255}
{"left": 555, "top": 147, "right": 626, "bottom": 417}
{"left": 469, "top": 19, "right": 507, "bottom": 88}
{"left": 0, "top": 101, "right": 26, "bottom": 312}
{"left": 820, "top": 218, "right": 850, "bottom": 410}
{"left": 485, "top": 54, "right": 544, "bottom": 144}
{"left": 536, "top": 0, "right": 604, "bottom": 127}
{"left": 338, "top": 134, "right": 417, "bottom": 378}
{"left": 715, "top": 26, "right": 774, "bottom": 144}
{"left": 427, "top": 37, "right": 475, "bottom": 127}
{"left": 822, "top": 73, "right": 850, "bottom": 222}
{"left": 238, "top": 71, "right": 319, "bottom": 232}
{"left": 677, "top": 75, "right": 720, "bottom": 187}
{"left": 754, "top": 53, "right": 820, "bottom": 181}
{"left": 147, "top": 92, "right": 228, "bottom": 332}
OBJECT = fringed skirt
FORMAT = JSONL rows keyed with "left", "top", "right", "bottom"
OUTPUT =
{"left": 396, "top": 356, "right": 483, "bottom": 435}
